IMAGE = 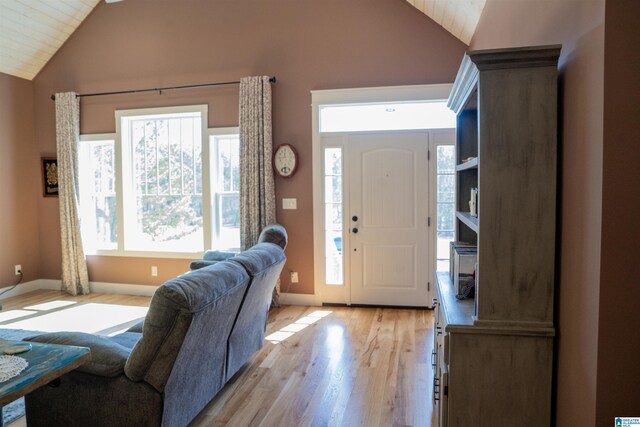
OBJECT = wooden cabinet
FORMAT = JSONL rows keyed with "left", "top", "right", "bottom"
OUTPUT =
{"left": 433, "top": 45, "right": 560, "bottom": 427}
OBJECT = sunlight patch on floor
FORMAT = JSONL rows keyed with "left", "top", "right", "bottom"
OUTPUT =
{"left": 0, "top": 310, "right": 36, "bottom": 323}
{"left": 25, "top": 300, "right": 77, "bottom": 311}
{"left": 4, "top": 303, "right": 148, "bottom": 334}
{"left": 266, "top": 310, "right": 332, "bottom": 344}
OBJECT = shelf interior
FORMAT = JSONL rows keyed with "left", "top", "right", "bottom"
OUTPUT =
{"left": 456, "top": 211, "right": 479, "bottom": 233}
{"left": 456, "top": 157, "right": 478, "bottom": 171}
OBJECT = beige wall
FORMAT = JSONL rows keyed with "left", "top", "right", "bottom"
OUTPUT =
{"left": 596, "top": 0, "right": 640, "bottom": 423}
{"left": 0, "top": 73, "right": 40, "bottom": 286}
{"left": 31, "top": 0, "right": 466, "bottom": 291}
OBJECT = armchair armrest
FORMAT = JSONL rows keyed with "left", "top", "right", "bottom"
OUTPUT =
{"left": 25, "top": 332, "right": 130, "bottom": 378}
{"left": 258, "top": 224, "right": 288, "bottom": 249}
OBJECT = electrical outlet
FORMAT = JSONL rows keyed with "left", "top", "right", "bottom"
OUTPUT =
{"left": 151, "top": 266, "right": 158, "bottom": 277}
{"left": 290, "top": 272, "right": 299, "bottom": 283}
{"left": 15, "top": 265, "right": 21, "bottom": 275}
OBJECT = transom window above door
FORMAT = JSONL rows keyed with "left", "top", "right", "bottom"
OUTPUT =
{"left": 319, "top": 101, "right": 455, "bottom": 133}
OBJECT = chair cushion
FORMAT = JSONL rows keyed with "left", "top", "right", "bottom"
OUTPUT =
{"left": 26, "top": 332, "right": 129, "bottom": 378}
{"left": 109, "top": 332, "right": 141, "bottom": 350}
{"left": 126, "top": 321, "right": 144, "bottom": 333}
{"left": 230, "top": 242, "right": 286, "bottom": 276}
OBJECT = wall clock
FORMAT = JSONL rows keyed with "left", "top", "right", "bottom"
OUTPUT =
{"left": 273, "top": 144, "right": 298, "bottom": 178}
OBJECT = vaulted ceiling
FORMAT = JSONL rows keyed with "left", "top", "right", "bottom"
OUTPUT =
{"left": 407, "top": 0, "right": 486, "bottom": 45}
{"left": 0, "top": 0, "right": 484, "bottom": 81}
{"left": 0, "top": 0, "right": 100, "bottom": 80}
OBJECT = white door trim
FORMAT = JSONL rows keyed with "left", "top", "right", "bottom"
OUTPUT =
{"left": 311, "top": 84, "right": 453, "bottom": 306}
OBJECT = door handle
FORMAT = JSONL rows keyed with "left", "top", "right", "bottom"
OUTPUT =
{"left": 352, "top": 215, "right": 358, "bottom": 222}
{"left": 352, "top": 227, "right": 358, "bottom": 234}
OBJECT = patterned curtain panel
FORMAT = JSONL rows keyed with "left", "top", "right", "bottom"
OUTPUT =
{"left": 239, "top": 76, "right": 278, "bottom": 305}
{"left": 55, "top": 92, "right": 90, "bottom": 296}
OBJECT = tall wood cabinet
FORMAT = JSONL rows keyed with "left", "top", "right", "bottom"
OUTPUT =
{"left": 432, "top": 45, "right": 561, "bottom": 426}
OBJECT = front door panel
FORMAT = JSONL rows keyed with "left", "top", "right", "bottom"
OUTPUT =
{"left": 349, "top": 132, "right": 429, "bottom": 306}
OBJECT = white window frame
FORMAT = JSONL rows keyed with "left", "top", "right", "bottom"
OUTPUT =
{"left": 115, "top": 105, "right": 210, "bottom": 258}
{"left": 80, "top": 105, "right": 214, "bottom": 258}
{"left": 79, "top": 133, "right": 117, "bottom": 254}
{"left": 428, "top": 129, "right": 456, "bottom": 280}
{"left": 208, "top": 127, "right": 241, "bottom": 252}
{"left": 311, "top": 84, "right": 454, "bottom": 305}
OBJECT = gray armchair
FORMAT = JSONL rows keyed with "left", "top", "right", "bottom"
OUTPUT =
{"left": 24, "top": 225, "right": 287, "bottom": 427}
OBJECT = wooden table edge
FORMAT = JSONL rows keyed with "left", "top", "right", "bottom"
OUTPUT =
{"left": 0, "top": 349, "right": 91, "bottom": 407}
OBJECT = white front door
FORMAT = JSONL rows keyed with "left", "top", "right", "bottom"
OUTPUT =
{"left": 348, "top": 132, "right": 429, "bottom": 306}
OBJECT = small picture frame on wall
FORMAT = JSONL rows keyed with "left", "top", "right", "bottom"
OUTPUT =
{"left": 41, "top": 157, "right": 59, "bottom": 197}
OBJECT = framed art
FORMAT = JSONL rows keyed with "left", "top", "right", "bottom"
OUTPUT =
{"left": 41, "top": 157, "right": 59, "bottom": 197}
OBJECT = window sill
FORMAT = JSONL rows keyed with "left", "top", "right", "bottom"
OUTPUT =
{"left": 85, "top": 250, "right": 205, "bottom": 259}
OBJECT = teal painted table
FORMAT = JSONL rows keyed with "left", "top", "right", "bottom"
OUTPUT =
{"left": 0, "top": 339, "right": 91, "bottom": 425}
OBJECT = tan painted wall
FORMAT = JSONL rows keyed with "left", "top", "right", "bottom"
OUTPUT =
{"left": 0, "top": 73, "right": 40, "bottom": 286}
{"left": 32, "top": 0, "right": 466, "bottom": 290}
{"left": 470, "top": 1, "right": 605, "bottom": 425}
{"left": 596, "top": 0, "right": 640, "bottom": 423}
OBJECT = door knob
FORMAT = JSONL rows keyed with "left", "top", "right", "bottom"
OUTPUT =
{"left": 352, "top": 215, "right": 358, "bottom": 222}
{"left": 352, "top": 227, "right": 358, "bottom": 234}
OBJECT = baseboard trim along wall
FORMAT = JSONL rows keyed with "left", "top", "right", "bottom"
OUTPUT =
{"left": 0, "top": 279, "right": 59, "bottom": 300}
{"left": 279, "top": 292, "right": 318, "bottom": 306}
{"left": 0, "top": 280, "right": 316, "bottom": 305}
{"left": 0, "top": 279, "right": 159, "bottom": 301}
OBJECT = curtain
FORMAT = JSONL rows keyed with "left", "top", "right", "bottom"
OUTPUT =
{"left": 55, "top": 92, "right": 90, "bottom": 296}
{"left": 239, "top": 76, "right": 278, "bottom": 305}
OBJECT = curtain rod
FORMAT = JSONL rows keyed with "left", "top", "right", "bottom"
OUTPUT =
{"left": 50, "top": 76, "right": 276, "bottom": 101}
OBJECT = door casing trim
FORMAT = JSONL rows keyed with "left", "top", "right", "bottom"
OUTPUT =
{"left": 311, "top": 84, "right": 453, "bottom": 306}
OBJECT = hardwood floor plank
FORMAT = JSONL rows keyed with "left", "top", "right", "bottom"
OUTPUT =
{"left": 1, "top": 292, "right": 435, "bottom": 427}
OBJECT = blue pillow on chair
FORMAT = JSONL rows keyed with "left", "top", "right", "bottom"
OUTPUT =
{"left": 202, "top": 251, "right": 237, "bottom": 261}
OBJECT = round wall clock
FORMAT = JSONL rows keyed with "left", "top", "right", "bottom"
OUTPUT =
{"left": 273, "top": 144, "right": 298, "bottom": 178}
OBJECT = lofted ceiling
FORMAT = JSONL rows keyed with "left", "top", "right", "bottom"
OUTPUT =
{"left": 0, "top": 0, "right": 483, "bottom": 81}
{"left": 407, "top": 0, "right": 486, "bottom": 45}
{"left": 0, "top": 0, "right": 99, "bottom": 80}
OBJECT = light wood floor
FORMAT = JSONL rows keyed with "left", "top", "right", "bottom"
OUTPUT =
{"left": 1, "top": 290, "right": 435, "bottom": 427}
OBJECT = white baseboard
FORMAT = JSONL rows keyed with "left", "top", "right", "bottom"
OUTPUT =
{"left": 0, "top": 279, "right": 60, "bottom": 300}
{"left": 278, "top": 292, "right": 318, "bottom": 306}
{"left": 1, "top": 280, "right": 310, "bottom": 303}
{"left": 90, "top": 282, "right": 159, "bottom": 296}
{"left": 0, "top": 279, "right": 158, "bottom": 301}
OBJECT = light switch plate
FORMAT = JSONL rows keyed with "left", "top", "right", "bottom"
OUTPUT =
{"left": 282, "top": 198, "right": 297, "bottom": 209}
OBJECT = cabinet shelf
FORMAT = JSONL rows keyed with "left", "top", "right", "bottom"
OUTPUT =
{"left": 436, "top": 272, "right": 474, "bottom": 327}
{"left": 455, "top": 211, "right": 478, "bottom": 233}
{"left": 455, "top": 157, "right": 478, "bottom": 171}
{"left": 435, "top": 45, "right": 560, "bottom": 427}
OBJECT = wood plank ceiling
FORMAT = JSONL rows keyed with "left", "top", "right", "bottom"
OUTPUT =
{"left": 0, "top": 0, "right": 99, "bottom": 80}
{"left": 0, "top": 0, "right": 483, "bottom": 81}
{"left": 407, "top": 0, "right": 486, "bottom": 45}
